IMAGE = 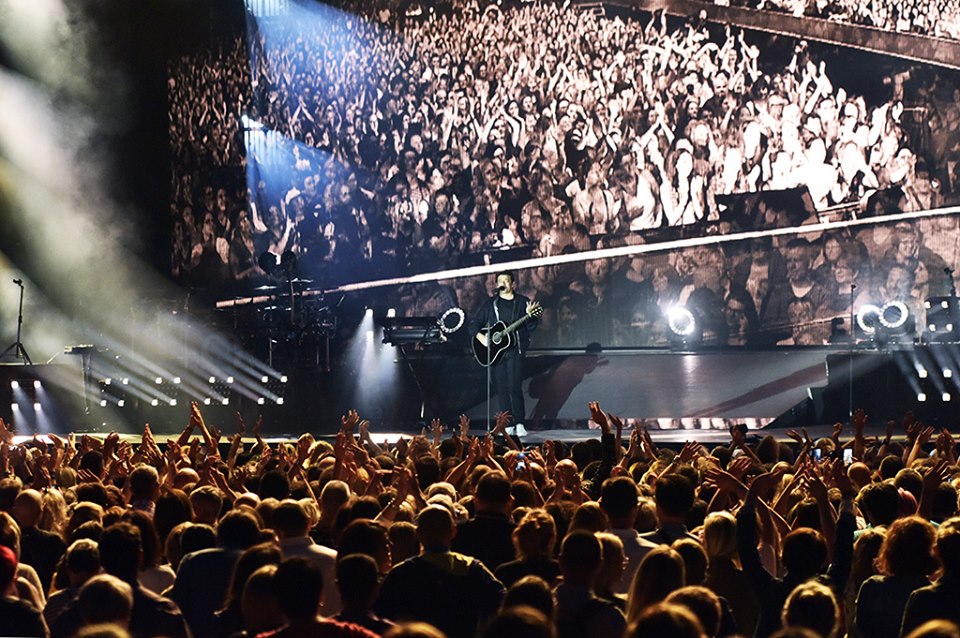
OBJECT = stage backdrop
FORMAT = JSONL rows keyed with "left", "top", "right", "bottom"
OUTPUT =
{"left": 168, "top": 0, "right": 960, "bottom": 350}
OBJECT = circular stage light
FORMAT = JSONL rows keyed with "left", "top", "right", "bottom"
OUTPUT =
{"left": 439, "top": 307, "right": 466, "bottom": 334}
{"left": 856, "top": 304, "right": 882, "bottom": 335}
{"left": 667, "top": 306, "right": 697, "bottom": 337}
{"left": 879, "top": 301, "right": 909, "bottom": 330}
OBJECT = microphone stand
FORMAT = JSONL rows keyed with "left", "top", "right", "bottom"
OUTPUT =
{"left": 848, "top": 284, "right": 855, "bottom": 424}
{"left": 485, "top": 286, "right": 505, "bottom": 434}
{"left": 1, "top": 279, "right": 33, "bottom": 364}
{"left": 487, "top": 321, "right": 492, "bottom": 435}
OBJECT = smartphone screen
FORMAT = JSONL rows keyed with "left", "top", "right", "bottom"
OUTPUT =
{"left": 811, "top": 448, "right": 822, "bottom": 462}
{"left": 843, "top": 448, "right": 853, "bottom": 466}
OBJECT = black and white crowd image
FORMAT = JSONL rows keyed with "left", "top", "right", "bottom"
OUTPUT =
{"left": 168, "top": 0, "right": 960, "bottom": 348}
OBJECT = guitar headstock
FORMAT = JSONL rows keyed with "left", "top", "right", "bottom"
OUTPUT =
{"left": 527, "top": 302, "right": 544, "bottom": 318}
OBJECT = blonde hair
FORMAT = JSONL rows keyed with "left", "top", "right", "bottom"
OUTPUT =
{"left": 702, "top": 511, "right": 738, "bottom": 562}
{"left": 513, "top": 509, "right": 557, "bottom": 560}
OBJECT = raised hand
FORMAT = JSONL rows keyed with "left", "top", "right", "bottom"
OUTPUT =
{"left": 830, "top": 459, "right": 856, "bottom": 498}
{"left": 917, "top": 425, "right": 936, "bottom": 447}
{"left": 493, "top": 411, "right": 512, "bottom": 435}
{"left": 341, "top": 409, "right": 360, "bottom": 436}
{"left": 588, "top": 401, "right": 610, "bottom": 434}
{"left": 831, "top": 422, "right": 843, "bottom": 445}
{"left": 747, "top": 467, "right": 787, "bottom": 500}
{"left": 852, "top": 409, "right": 868, "bottom": 434}
{"left": 458, "top": 414, "right": 470, "bottom": 440}
{"left": 430, "top": 418, "right": 444, "bottom": 443}
{"left": 728, "top": 456, "right": 753, "bottom": 481}
{"left": 923, "top": 459, "right": 952, "bottom": 493}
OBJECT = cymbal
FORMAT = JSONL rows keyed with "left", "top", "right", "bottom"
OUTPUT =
{"left": 253, "top": 284, "right": 278, "bottom": 292}
{"left": 290, "top": 278, "right": 314, "bottom": 285}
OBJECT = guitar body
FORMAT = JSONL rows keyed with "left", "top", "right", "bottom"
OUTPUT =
{"left": 473, "top": 321, "right": 514, "bottom": 367}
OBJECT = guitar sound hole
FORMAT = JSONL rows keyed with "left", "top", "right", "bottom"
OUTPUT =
{"left": 492, "top": 333, "right": 502, "bottom": 344}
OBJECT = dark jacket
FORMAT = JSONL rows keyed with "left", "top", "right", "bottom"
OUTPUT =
{"left": 469, "top": 293, "right": 538, "bottom": 354}
{"left": 452, "top": 512, "right": 516, "bottom": 572}
{"left": 375, "top": 550, "right": 504, "bottom": 638}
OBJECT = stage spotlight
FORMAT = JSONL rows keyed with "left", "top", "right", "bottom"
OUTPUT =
{"left": 280, "top": 375, "right": 288, "bottom": 383}
{"left": 923, "top": 296, "right": 960, "bottom": 343}
{"left": 276, "top": 397, "right": 284, "bottom": 405}
{"left": 103, "top": 378, "right": 111, "bottom": 385}
{"left": 879, "top": 301, "right": 909, "bottom": 331}
{"left": 387, "top": 308, "right": 396, "bottom": 318}
{"left": 945, "top": 369, "right": 954, "bottom": 379}
{"left": 10, "top": 381, "right": 19, "bottom": 390}
{"left": 666, "top": 306, "right": 702, "bottom": 348}
{"left": 122, "top": 378, "right": 129, "bottom": 385}
{"left": 173, "top": 377, "right": 182, "bottom": 385}
{"left": 151, "top": 399, "right": 159, "bottom": 406}
{"left": 257, "top": 397, "right": 265, "bottom": 405}
{"left": 203, "top": 397, "right": 211, "bottom": 406}
{"left": 32, "top": 380, "right": 41, "bottom": 390}
{"left": 11, "top": 404, "right": 17, "bottom": 412}
{"left": 856, "top": 304, "right": 882, "bottom": 335}
{"left": 365, "top": 307, "right": 374, "bottom": 318}
{"left": 221, "top": 398, "right": 229, "bottom": 406}
{"left": 99, "top": 400, "right": 107, "bottom": 407}
{"left": 33, "top": 402, "right": 40, "bottom": 411}
{"left": 261, "top": 375, "right": 269, "bottom": 383}
{"left": 117, "top": 400, "right": 125, "bottom": 408}
{"left": 439, "top": 307, "right": 466, "bottom": 335}
{"left": 918, "top": 392, "right": 927, "bottom": 402}
{"left": 209, "top": 376, "right": 217, "bottom": 384}
{"left": 918, "top": 367, "right": 929, "bottom": 378}
{"left": 169, "top": 399, "right": 177, "bottom": 407}
{"left": 944, "top": 393, "right": 952, "bottom": 402}
{"left": 155, "top": 377, "right": 163, "bottom": 384}
{"left": 227, "top": 376, "right": 235, "bottom": 384}
{"left": 668, "top": 306, "right": 697, "bottom": 336}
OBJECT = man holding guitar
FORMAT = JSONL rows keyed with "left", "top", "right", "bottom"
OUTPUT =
{"left": 469, "top": 271, "right": 542, "bottom": 432}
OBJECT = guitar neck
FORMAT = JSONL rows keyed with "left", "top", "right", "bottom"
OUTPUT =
{"left": 502, "top": 312, "right": 535, "bottom": 336}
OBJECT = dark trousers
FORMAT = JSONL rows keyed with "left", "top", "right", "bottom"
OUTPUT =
{"left": 491, "top": 348, "right": 525, "bottom": 424}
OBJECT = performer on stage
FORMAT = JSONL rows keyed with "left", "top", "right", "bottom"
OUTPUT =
{"left": 469, "top": 271, "right": 540, "bottom": 431}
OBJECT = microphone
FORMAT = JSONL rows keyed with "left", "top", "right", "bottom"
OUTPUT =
{"left": 12, "top": 279, "right": 22, "bottom": 285}
{"left": 497, "top": 285, "right": 506, "bottom": 292}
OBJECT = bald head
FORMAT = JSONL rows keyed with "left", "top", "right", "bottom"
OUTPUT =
{"left": 13, "top": 489, "right": 43, "bottom": 529}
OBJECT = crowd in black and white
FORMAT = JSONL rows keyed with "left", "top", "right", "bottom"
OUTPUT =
{"left": 167, "top": 0, "right": 960, "bottom": 346}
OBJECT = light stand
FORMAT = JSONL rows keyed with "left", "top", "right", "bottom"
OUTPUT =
{"left": 1, "top": 279, "right": 33, "bottom": 365}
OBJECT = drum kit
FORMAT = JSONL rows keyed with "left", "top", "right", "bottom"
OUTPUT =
{"left": 237, "top": 278, "right": 337, "bottom": 370}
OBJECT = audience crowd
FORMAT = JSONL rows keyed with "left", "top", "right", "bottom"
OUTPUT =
{"left": 2, "top": 400, "right": 960, "bottom": 638}
{"left": 722, "top": 0, "right": 960, "bottom": 40}
{"left": 168, "top": 0, "right": 960, "bottom": 347}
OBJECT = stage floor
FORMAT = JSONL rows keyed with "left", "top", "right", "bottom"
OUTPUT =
{"left": 463, "top": 348, "right": 830, "bottom": 424}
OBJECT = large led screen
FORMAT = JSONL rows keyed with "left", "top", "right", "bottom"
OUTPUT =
{"left": 168, "top": 0, "right": 960, "bottom": 348}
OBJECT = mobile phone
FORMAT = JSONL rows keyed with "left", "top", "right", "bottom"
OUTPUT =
{"left": 843, "top": 448, "right": 853, "bottom": 466}
{"left": 515, "top": 451, "right": 526, "bottom": 471}
{"left": 811, "top": 448, "right": 823, "bottom": 462}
